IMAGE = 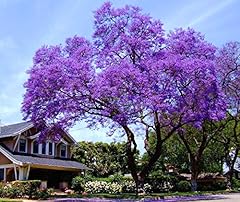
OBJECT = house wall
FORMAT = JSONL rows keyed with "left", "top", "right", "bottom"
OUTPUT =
{"left": 1, "top": 126, "right": 74, "bottom": 159}
{"left": 0, "top": 153, "right": 11, "bottom": 164}
{"left": 0, "top": 138, "right": 14, "bottom": 151}
{"left": 27, "top": 139, "right": 32, "bottom": 154}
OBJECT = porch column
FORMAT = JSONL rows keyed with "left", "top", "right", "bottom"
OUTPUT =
{"left": 19, "top": 167, "right": 24, "bottom": 180}
{"left": 26, "top": 165, "right": 31, "bottom": 180}
{"left": 3, "top": 168, "right": 6, "bottom": 182}
{"left": 13, "top": 164, "right": 18, "bottom": 180}
{"left": 18, "top": 165, "right": 31, "bottom": 180}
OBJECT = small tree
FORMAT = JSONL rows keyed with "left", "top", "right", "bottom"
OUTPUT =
{"left": 22, "top": 2, "right": 226, "bottom": 193}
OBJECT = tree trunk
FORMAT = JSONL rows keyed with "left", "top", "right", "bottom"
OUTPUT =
{"left": 190, "top": 160, "right": 199, "bottom": 191}
{"left": 226, "top": 148, "right": 239, "bottom": 189}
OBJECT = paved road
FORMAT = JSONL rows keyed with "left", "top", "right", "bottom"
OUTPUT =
{"left": 23, "top": 193, "right": 240, "bottom": 202}
{"left": 189, "top": 193, "right": 240, "bottom": 202}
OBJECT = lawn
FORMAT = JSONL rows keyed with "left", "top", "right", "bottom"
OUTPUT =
{"left": 0, "top": 199, "right": 22, "bottom": 202}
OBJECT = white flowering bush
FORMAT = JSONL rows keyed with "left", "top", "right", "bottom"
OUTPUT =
{"left": 108, "top": 182, "right": 122, "bottom": 194}
{"left": 122, "top": 180, "right": 136, "bottom": 193}
{"left": 143, "top": 183, "right": 152, "bottom": 193}
{"left": 72, "top": 177, "right": 152, "bottom": 194}
{"left": 85, "top": 181, "right": 109, "bottom": 193}
{"left": 84, "top": 181, "right": 122, "bottom": 194}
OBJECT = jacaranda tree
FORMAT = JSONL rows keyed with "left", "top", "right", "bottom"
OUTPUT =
{"left": 22, "top": 2, "right": 226, "bottom": 192}
{"left": 217, "top": 41, "right": 240, "bottom": 188}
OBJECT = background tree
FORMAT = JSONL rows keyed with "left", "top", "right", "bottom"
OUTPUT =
{"left": 72, "top": 141, "right": 131, "bottom": 177}
{"left": 141, "top": 133, "right": 189, "bottom": 175}
{"left": 217, "top": 42, "right": 240, "bottom": 188}
{"left": 22, "top": 2, "right": 226, "bottom": 192}
{"left": 178, "top": 121, "right": 227, "bottom": 191}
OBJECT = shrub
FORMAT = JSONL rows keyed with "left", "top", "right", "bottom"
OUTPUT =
{"left": 110, "top": 174, "right": 124, "bottom": 183}
{"left": 85, "top": 181, "right": 109, "bottom": 193}
{"left": 35, "top": 188, "right": 53, "bottom": 199}
{"left": 232, "top": 177, "right": 240, "bottom": 189}
{"left": 176, "top": 180, "right": 191, "bottom": 192}
{"left": 72, "top": 176, "right": 85, "bottom": 193}
{"left": 122, "top": 180, "right": 136, "bottom": 193}
{"left": 108, "top": 182, "right": 122, "bottom": 194}
{"left": 0, "top": 180, "right": 42, "bottom": 199}
{"left": 198, "top": 181, "right": 227, "bottom": 191}
{"left": 146, "top": 173, "right": 179, "bottom": 192}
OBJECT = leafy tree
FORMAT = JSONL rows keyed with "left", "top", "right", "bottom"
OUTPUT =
{"left": 72, "top": 141, "right": 131, "bottom": 177}
{"left": 217, "top": 42, "right": 240, "bottom": 188}
{"left": 178, "top": 122, "right": 227, "bottom": 190}
{"left": 22, "top": 2, "right": 226, "bottom": 192}
{"left": 141, "top": 133, "right": 189, "bottom": 174}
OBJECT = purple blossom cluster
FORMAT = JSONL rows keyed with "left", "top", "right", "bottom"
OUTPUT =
{"left": 22, "top": 2, "right": 227, "bottom": 138}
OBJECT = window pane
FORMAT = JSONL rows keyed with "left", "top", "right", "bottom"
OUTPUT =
{"left": 49, "top": 142, "right": 53, "bottom": 155}
{"left": 60, "top": 145, "right": 66, "bottom": 157}
{"left": 0, "top": 169, "right": 4, "bottom": 181}
{"left": 42, "top": 143, "right": 46, "bottom": 154}
{"left": 33, "top": 141, "right": 39, "bottom": 154}
{"left": 19, "top": 139, "right": 26, "bottom": 152}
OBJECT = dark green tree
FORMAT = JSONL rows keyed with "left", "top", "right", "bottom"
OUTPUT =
{"left": 72, "top": 141, "right": 135, "bottom": 177}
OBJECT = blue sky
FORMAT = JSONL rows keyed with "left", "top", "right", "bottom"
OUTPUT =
{"left": 0, "top": 0, "right": 239, "bottom": 146}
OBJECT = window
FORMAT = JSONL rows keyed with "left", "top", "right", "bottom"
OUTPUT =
{"left": 60, "top": 144, "right": 66, "bottom": 158}
{"left": 42, "top": 142, "right": 46, "bottom": 154}
{"left": 33, "top": 141, "right": 39, "bottom": 154}
{"left": 0, "top": 169, "right": 4, "bottom": 181}
{"left": 19, "top": 139, "right": 27, "bottom": 152}
{"left": 49, "top": 142, "right": 53, "bottom": 155}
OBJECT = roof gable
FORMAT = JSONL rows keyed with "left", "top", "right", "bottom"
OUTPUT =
{"left": 0, "top": 121, "right": 76, "bottom": 144}
{"left": 0, "top": 121, "right": 33, "bottom": 138}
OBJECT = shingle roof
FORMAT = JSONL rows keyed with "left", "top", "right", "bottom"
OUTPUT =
{"left": 13, "top": 154, "right": 92, "bottom": 170}
{"left": 0, "top": 121, "right": 33, "bottom": 138}
{"left": 0, "top": 145, "right": 92, "bottom": 171}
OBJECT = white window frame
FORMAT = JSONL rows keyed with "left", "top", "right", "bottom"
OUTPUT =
{"left": 31, "top": 140, "right": 55, "bottom": 156}
{"left": 18, "top": 138, "right": 27, "bottom": 153}
{"left": 48, "top": 142, "right": 54, "bottom": 156}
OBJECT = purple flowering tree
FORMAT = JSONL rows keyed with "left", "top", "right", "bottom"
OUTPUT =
{"left": 217, "top": 41, "right": 240, "bottom": 188}
{"left": 22, "top": 2, "right": 226, "bottom": 192}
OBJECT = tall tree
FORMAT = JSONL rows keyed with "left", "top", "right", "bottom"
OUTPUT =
{"left": 217, "top": 42, "right": 240, "bottom": 188}
{"left": 22, "top": 2, "right": 226, "bottom": 192}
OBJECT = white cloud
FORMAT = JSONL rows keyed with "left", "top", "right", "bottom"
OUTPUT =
{"left": 187, "top": 0, "right": 235, "bottom": 27}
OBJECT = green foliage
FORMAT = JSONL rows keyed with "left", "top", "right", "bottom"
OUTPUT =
{"left": 11, "top": 180, "right": 41, "bottom": 198}
{"left": 35, "top": 188, "right": 53, "bottom": 199}
{"left": 147, "top": 173, "right": 179, "bottom": 192}
{"left": 71, "top": 176, "right": 85, "bottom": 193}
{"left": 0, "top": 180, "right": 52, "bottom": 199}
{"left": 176, "top": 180, "right": 191, "bottom": 192}
{"left": 198, "top": 181, "right": 226, "bottom": 191}
{"left": 232, "top": 177, "right": 240, "bottom": 189}
{"left": 72, "top": 141, "right": 136, "bottom": 177}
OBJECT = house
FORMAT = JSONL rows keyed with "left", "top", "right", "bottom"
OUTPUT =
{"left": 0, "top": 121, "right": 91, "bottom": 188}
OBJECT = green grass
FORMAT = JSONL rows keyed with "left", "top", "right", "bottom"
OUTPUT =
{"left": 0, "top": 199, "right": 22, "bottom": 202}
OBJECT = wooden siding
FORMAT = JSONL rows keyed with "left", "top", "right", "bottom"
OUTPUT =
{"left": 0, "top": 153, "right": 11, "bottom": 164}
